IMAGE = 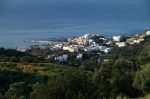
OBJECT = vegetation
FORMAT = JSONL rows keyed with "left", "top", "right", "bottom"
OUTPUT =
{"left": 0, "top": 36, "right": 150, "bottom": 99}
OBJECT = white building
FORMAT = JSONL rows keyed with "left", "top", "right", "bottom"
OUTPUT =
{"left": 47, "top": 54, "right": 55, "bottom": 59}
{"left": 88, "top": 39, "right": 95, "bottom": 45}
{"left": 106, "top": 41, "right": 113, "bottom": 45}
{"left": 81, "top": 33, "right": 93, "bottom": 39}
{"left": 126, "top": 38, "right": 135, "bottom": 45}
{"left": 50, "top": 46, "right": 61, "bottom": 50}
{"left": 113, "top": 36, "right": 122, "bottom": 42}
{"left": 98, "top": 46, "right": 111, "bottom": 53}
{"left": 116, "top": 42, "right": 127, "bottom": 47}
{"left": 104, "top": 48, "right": 112, "bottom": 53}
{"left": 55, "top": 54, "right": 68, "bottom": 62}
{"left": 17, "top": 48, "right": 28, "bottom": 52}
{"left": 77, "top": 53, "right": 83, "bottom": 60}
{"left": 54, "top": 44, "right": 63, "bottom": 49}
{"left": 63, "top": 46, "right": 79, "bottom": 52}
{"left": 145, "top": 30, "right": 150, "bottom": 36}
{"left": 133, "top": 39, "right": 142, "bottom": 44}
{"left": 83, "top": 46, "right": 99, "bottom": 52}
{"left": 127, "top": 38, "right": 144, "bottom": 45}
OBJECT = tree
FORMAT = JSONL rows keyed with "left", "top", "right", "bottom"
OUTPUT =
{"left": 139, "top": 46, "right": 150, "bottom": 65}
{"left": 5, "top": 82, "right": 30, "bottom": 99}
{"left": 110, "top": 59, "right": 136, "bottom": 97}
{"left": 134, "top": 63, "right": 150, "bottom": 93}
{"left": 9, "top": 56, "right": 18, "bottom": 62}
{"left": 93, "top": 61, "right": 114, "bottom": 98}
{"left": 20, "top": 56, "right": 33, "bottom": 63}
{"left": 93, "top": 59, "right": 137, "bottom": 98}
{"left": 30, "top": 71, "right": 96, "bottom": 99}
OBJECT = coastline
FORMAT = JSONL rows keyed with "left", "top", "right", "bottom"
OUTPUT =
{"left": 13, "top": 30, "right": 149, "bottom": 54}
{"left": 0, "top": 29, "right": 149, "bottom": 49}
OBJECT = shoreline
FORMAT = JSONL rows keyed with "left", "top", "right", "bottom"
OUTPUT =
{"left": 0, "top": 30, "right": 149, "bottom": 49}
{"left": 13, "top": 30, "right": 150, "bottom": 53}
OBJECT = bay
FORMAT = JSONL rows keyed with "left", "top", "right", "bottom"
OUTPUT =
{"left": 0, "top": 0, "right": 150, "bottom": 48}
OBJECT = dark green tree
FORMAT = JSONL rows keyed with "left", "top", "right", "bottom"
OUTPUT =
{"left": 5, "top": 82, "right": 30, "bottom": 99}
{"left": 31, "top": 71, "right": 96, "bottom": 99}
{"left": 93, "top": 59, "right": 137, "bottom": 98}
{"left": 134, "top": 63, "right": 150, "bottom": 93}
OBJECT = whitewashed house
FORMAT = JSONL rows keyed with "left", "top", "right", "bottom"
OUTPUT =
{"left": 106, "top": 41, "right": 113, "bottom": 45}
{"left": 126, "top": 38, "right": 136, "bottom": 45}
{"left": 133, "top": 40, "right": 142, "bottom": 44}
{"left": 115, "top": 42, "right": 127, "bottom": 47}
{"left": 145, "top": 30, "right": 150, "bottom": 36}
{"left": 77, "top": 53, "right": 83, "bottom": 60}
{"left": 63, "top": 46, "right": 79, "bottom": 52}
{"left": 17, "top": 48, "right": 28, "bottom": 52}
{"left": 55, "top": 54, "right": 68, "bottom": 62}
{"left": 47, "top": 54, "right": 55, "bottom": 59}
{"left": 113, "top": 36, "right": 123, "bottom": 42}
{"left": 54, "top": 44, "right": 63, "bottom": 49}
{"left": 82, "top": 33, "right": 93, "bottom": 39}
{"left": 104, "top": 48, "right": 112, "bottom": 53}
{"left": 84, "top": 46, "right": 99, "bottom": 52}
{"left": 127, "top": 37, "right": 144, "bottom": 45}
{"left": 88, "top": 39, "right": 95, "bottom": 45}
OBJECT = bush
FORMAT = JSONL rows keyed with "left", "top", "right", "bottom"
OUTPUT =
{"left": 144, "top": 93, "right": 150, "bottom": 99}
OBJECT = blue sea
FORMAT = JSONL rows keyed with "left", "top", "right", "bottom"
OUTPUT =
{"left": 0, "top": 0, "right": 150, "bottom": 48}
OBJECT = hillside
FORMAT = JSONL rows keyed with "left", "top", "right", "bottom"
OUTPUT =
{"left": 0, "top": 36, "right": 150, "bottom": 99}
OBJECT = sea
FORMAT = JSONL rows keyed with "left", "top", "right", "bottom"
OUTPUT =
{"left": 0, "top": 0, "right": 150, "bottom": 48}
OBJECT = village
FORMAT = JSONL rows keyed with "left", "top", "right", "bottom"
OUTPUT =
{"left": 17, "top": 30, "right": 150, "bottom": 62}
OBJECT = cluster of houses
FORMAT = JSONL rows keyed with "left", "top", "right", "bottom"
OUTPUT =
{"left": 63, "top": 33, "right": 112, "bottom": 53}
{"left": 47, "top": 53, "right": 83, "bottom": 62}
{"left": 113, "top": 30, "right": 150, "bottom": 47}
{"left": 49, "top": 30, "right": 150, "bottom": 62}
{"left": 44, "top": 33, "right": 113, "bottom": 62}
{"left": 27, "top": 33, "right": 112, "bottom": 54}
{"left": 16, "top": 30, "right": 150, "bottom": 62}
